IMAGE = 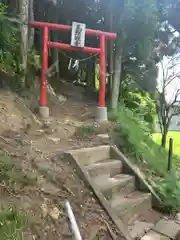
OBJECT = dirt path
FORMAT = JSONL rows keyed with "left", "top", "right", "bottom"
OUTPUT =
{"left": 0, "top": 89, "right": 122, "bottom": 240}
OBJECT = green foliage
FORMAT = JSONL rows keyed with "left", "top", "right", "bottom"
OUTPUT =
{"left": 0, "top": 3, "right": 19, "bottom": 75}
{"left": 0, "top": 207, "right": 26, "bottom": 240}
{"left": 28, "top": 50, "right": 41, "bottom": 73}
{"left": 95, "top": 64, "right": 100, "bottom": 90}
{"left": 25, "top": 50, "right": 41, "bottom": 88}
{"left": 121, "top": 80, "right": 156, "bottom": 130}
{"left": 0, "top": 153, "right": 37, "bottom": 187}
{"left": 149, "top": 173, "right": 180, "bottom": 212}
{"left": 110, "top": 103, "right": 180, "bottom": 211}
{"left": 119, "top": 0, "right": 158, "bottom": 59}
{"left": 78, "top": 125, "right": 96, "bottom": 137}
{"left": 0, "top": 3, "right": 41, "bottom": 90}
{"left": 116, "top": 0, "right": 159, "bottom": 93}
{"left": 0, "top": 153, "right": 33, "bottom": 239}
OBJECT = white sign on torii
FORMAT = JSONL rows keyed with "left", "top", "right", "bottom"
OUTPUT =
{"left": 71, "top": 22, "right": 86, "bottom": 48}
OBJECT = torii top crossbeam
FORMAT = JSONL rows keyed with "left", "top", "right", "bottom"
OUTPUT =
{"left": 31, "top": 21, "right": 116, "bottom": 39}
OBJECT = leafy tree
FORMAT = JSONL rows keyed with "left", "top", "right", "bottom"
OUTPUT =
{"left": 109, "top": 0, "right": 180, "bottom": 110}
{"left": 3, "top": 0, "right": 180, "bottom": 99}
{"left": 109, "top": 0, "right": 159, "bottom": 109}
{"left": 33, "top": 0, "right": 161, "bottom": 97}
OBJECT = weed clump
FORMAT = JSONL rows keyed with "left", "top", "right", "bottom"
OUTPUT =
{"left": 0, "top": 153, "right": 37, "bottom": 187}
{"left": 0, "top": 153, "right": 32, "bottom": 239}
{"left": 78, "top": 125, "right": 96, "bottom": 137}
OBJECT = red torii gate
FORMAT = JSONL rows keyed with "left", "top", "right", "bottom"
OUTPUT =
{"left": 30, "top": 21, "right": 117, "bottom": 121}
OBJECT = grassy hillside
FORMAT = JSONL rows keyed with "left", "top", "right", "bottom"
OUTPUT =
{"left": 110, "top": 104, "right": 180, "bottom": 212}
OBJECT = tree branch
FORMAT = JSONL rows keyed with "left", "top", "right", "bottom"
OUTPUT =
{"left": 167, "top": 90, "right": 180, "bottom": 111}
{"left": 165, "top": 73, "right": 180, "bottom": 88}
{"left": 164, "top": 55, "right": 180, "bottom": 70}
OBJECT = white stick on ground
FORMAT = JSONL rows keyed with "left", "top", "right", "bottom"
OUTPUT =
{"left": 65, "top": 200, "right": 82, "bottom": 240}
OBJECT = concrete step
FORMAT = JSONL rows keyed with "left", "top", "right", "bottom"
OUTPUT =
{"left": 141, "top": 219, "right": 180, "bottom": 240}
{"left": 93, "top": 174, "right": 135, "bottom": 200}
{"left": 141, "top": 230, "right": 170, "bottom": 240}
{"left": 129, "top": 220, "right": 154, "bottom": 239}
{"left": 65, "top": 145, "right": 167, "bottom": 240}
{"left": 86, "top": 159, "right": 123, "bottom": 177}
{"left": 67, "top": 145, "right": 111, "bottom": 166}
{"left": 110, "top": 191, "right": 152, "bottom": 224}
{"left": 128, "top": 209, "right": 162, "bottom": 238}
{"left": 152, "top": 219, "right": 180, "bottom": 240}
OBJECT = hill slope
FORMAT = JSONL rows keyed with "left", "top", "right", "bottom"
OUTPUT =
{"left": 0, "top": 88, "right": 123, "bottom": 239}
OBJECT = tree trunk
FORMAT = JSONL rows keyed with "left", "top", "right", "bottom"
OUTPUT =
{"left": 161, "top": 128, "right": 168, "bottom": 148}
{"left": 51, "top": 0, "right": 60, "bottom": 80}
{"left": 107, "top": 0, "right": 113, "bottom": 103}
{"left": 51, "top": 32, "right": 59, "bottom": 80}
{"left": 25, "top": 0, "right": 35, "bottom": 88}
{"left": 110, "top": 45, "right": 123, "bottom": 109}
{"left": 28, "top": 0, "right": 34, "bottom": 49}
{"left": 107, "top": 41, "right": 113, "bottom": 101}
{"left": 19, "top": 0, "right": 29, "bottom": 88}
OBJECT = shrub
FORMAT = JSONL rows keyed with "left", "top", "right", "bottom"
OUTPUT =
{"left": 121, "top": 80, "right": 156, "bottom": 131}
{"left": 149, "top": 173, "right": 180, "bottom": 212}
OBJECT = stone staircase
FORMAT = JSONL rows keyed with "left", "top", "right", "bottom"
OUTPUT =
{"left": 64, "top": 145, "right": 180, "bottom": 240}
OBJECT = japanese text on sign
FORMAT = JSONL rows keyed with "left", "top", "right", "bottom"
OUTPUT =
{"left": 71, "top": 22, "right": 86, "bottom": 48}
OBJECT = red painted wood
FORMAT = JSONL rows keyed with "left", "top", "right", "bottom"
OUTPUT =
{"left": 30, "top": 21, "right": 117, "bottom": 39}
{"left": 41, "top": 26, "right": 48, "bottom": 107}
{"left": 48, "top": 42, "right": 100, "bottom": 54}
{"left": 99, "top": 35, "right": 106, "bottom": 107}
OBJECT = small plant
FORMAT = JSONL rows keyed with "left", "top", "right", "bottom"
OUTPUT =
{"left": 78, "top": 125, "right": 96, "bottom": 137}
{"left": 149, "top": 173, "right": 180, "bottom": 212}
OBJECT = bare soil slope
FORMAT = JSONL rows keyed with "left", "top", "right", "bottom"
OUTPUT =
{"left": 0, "top": 86, "right": 122, "bottom": 240}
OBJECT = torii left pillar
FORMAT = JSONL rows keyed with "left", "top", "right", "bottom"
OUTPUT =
{"left": 30, "top": 21, "right": 117, "bottom": 121}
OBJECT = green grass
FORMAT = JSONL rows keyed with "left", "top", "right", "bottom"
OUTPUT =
{"left": 0, "top": 153, "right": 30, "bottom": 239}
{"left": 110, "top": 105, "right": 168, "bottom": 175}
{"left": 0, "top": 153, "right": 37, "bottom": 187}
{"left": 0, "top": 208, "right": 26, "bottom": 240}
{"left": 110, "top": 104, "right": 180, "bottom": 211}
{"left": 78, "top": 125, "right": 96, "bottom": 137}
{"left": 153, "top": 131, "right": 180, "bottom": 156}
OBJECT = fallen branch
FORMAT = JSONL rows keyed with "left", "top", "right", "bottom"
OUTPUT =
{"left": 0, "top": 136, "right": 11, "bottom": 144}
{"left": 63, "top": 184, "right": 76, "bottom": 197}
{"left": 0, "top": 182, "right": 19, "bottom": 198}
